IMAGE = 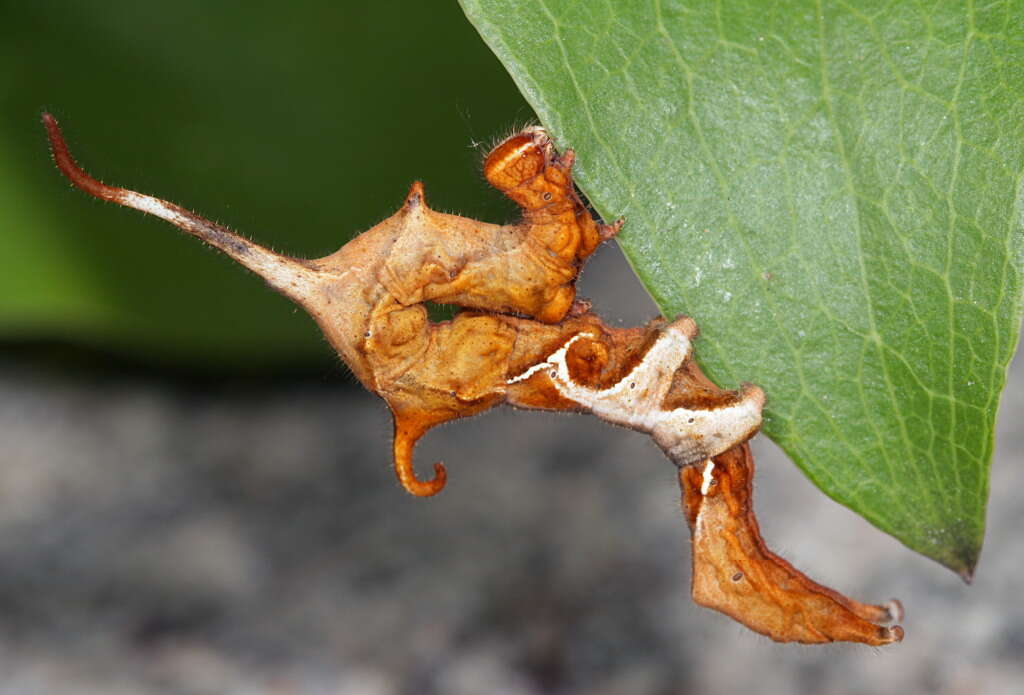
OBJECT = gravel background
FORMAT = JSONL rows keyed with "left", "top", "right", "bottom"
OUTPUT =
{"left": 0, "top": 246, "right": 1021, "bottom": 694}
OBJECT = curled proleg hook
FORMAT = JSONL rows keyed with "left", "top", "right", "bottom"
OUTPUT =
{"left": 392, "top": 418, "right": 447, "bottom": 497}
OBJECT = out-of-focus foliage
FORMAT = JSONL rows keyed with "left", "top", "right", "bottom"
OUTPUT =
{"left": 1, "top": 1, "right": 528, "bottom": 369}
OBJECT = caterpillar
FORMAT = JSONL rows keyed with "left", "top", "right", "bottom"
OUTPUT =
{"left": 42, "top": 114, "right": 901, "bottom": 644}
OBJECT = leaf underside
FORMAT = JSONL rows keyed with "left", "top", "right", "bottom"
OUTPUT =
{"left": 461, "top": 0, "right": 1024, "bottom": 576}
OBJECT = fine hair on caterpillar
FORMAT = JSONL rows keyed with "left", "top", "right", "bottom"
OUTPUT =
{"left": 41, "top": 112, "right": 902, "bottom": 645}
{"left": 480, "top": 119, "right": 544, "bottom": 157}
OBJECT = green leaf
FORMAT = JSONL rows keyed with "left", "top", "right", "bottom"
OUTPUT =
{"left": 461, "top": 0, "right": 1024, "bottom": 576}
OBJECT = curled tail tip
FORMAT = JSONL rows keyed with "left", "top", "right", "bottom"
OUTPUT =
{"left": 393, "top": 422, "right": 448, "bottom": 497}
{"left": 397, "top": 461, "right": 447, "bottom": 497}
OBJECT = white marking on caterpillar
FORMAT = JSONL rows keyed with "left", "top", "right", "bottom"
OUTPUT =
{"left": 507, "top": 334, "right": 587, "bottom": 384}
{"left": 509, "top": 317, "right": 764, "bottom": 467}
{"left": 120, "top": 191, "right": 190, "bottom": 226}
{"left": 700, "top": 459, "right": 715, "bottom": 495}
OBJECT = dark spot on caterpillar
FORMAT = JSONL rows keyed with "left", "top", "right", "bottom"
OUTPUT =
{"left": 208, "top": 229, "right": 250, "bottom": 257}
{"left": 43, "top": 115, "right": 901, "bottom": 647}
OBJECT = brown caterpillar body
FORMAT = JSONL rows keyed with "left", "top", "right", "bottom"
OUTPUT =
{"left": 42, "top": 114, "right": 901, "bottom": 644}
{"left": 680, "top": 445, "right": 903, "bottom": 645}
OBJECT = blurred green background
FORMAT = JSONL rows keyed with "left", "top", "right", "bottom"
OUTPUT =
{"left": 1, "top": 1, "right": 530, "bottom": 373}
